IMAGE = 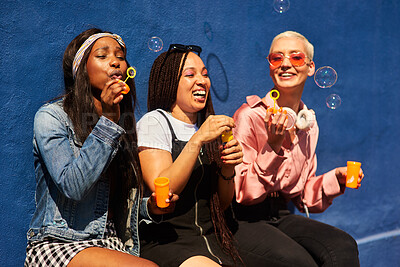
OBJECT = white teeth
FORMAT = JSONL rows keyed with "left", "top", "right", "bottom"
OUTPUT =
{"left": 193, "top": 90, "right": 206, "bottom": 96}
{"left": 281, "top": 73, "right": 293, "bottom": 77}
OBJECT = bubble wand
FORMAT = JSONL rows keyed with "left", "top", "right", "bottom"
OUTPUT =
{"left": 119, "top": 66, "right": 137, "bottom": 94}
{"left": 268, "top": 89, "right": 298, "bottom": 129}
{"left": 269, "top": 89, "right": 280, "bottom": 113}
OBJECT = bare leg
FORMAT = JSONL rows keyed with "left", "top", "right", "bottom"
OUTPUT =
{"left": 179, "top": 255, "right": 221, "bottom": 267}
{"left": 68, "top": 247, "right": 158, "bottom": 267}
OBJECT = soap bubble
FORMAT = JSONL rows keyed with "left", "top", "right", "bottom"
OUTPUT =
{"left": 314, "top": 66, "right": 337, "bottom": 88}
{"left": 148, "top": 36, "right": 163, "bottom": 52}
{"left": 326, "top": 94, "right": 341, "bottom": 109}
{"left": 273, "top": 0, "right": 290, "bottom": 13}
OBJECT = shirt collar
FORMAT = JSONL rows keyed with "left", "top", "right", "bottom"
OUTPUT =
{"left": 246, "top": 95, "right": 267, "bottom": 108}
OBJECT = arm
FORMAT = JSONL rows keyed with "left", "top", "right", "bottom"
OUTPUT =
{"left": 298, "top": 157, "right": 364, "bottom": 213}
{"left": 139, "top": 114, "right": 235, "bottom": 195}
{"left": 218, "top": 138, "right": 243, "bottom": 210}
{"left": 291, "top": 124, "right": 347, "bottom": 213}
{"left": 139, "top": 144, "right": 200, "bottom": 194}
{"left": 34, "top": 106, "right": 124, "bottom": 201}
{"left": 34, "top": 80, "right": 127, "bottom": 201}
{"left": 233, "top": 105, "right": 287, "bottom": 205}
{"left": 294, "top": 152, "right": 344, "bottom": 213}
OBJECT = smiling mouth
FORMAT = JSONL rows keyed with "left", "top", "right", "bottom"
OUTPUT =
{"left": 280, "top": 73, "right": 295, "bottom": 78}
{"left": 193, "top": 90, "right": 206, "bottom": 100}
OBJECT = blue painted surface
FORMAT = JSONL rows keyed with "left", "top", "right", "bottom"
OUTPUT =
{"left": 1, "top": 0, "right": 399, "bottom": 266}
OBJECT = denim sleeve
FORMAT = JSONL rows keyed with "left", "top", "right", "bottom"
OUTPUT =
{"left": 139, "top": 197, "right": 163, "bottom": 223}
{"left": 139, "top": 197, "right": 151, "bottom": 220}
{"left": 34, "top": 107, "right": 125, "bottom": 201}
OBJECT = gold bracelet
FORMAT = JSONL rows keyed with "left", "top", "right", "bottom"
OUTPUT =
{"left": 217, "top": 168, "right": 235, "bottom": 180}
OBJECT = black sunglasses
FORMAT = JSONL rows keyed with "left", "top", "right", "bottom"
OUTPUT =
{"left": 166, "top": 44, "right": 202, "bottom": 56}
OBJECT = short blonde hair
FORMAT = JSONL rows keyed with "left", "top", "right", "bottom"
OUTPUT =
{"left": 269, "top": 31, "right": 314, "bottom": 60}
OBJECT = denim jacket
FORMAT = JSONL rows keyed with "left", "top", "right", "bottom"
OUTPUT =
{"left": 26, "top": 100, "right": 149, "bottom": 256}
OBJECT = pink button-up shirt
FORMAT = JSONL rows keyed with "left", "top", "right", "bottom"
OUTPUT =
{"left": 233, "top": 94, "right": 345, "bottom": 213}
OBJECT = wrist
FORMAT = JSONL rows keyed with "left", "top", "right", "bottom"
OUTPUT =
{"left": 335, "top": 168, "right": 346, "bottom": 185}
{"left": 218, "top": 168, "right": 235, "bottom": 180}
{"left": 268, "top": 141, "right": 284, "bottom": 155}
{"left": 190, "top": 132, "right": 204, "bottom": 149}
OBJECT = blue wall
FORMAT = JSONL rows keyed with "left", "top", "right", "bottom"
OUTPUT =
{"left": 1, "top": 1, "right": 399, "bottom": 266}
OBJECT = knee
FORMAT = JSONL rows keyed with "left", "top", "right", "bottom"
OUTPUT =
{"left": 319, "top": 230, "right": 360, "bottom": 266}
{"left": 179, "top": 256, "right": 220, "bottom": 267}
{"left": 331, "top": 230, "right": 359, "bottom": 253}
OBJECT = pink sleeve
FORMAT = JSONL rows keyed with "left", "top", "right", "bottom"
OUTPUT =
{"left": 233, "top": 105, "right": 287, "bottom": 205}
{"left": 293, "top": 152, "right": 345, "bottom": 213}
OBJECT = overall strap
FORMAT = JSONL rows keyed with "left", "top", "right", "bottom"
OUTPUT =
{"left": 156, "top": 110, "right": 178, "bottom": 141}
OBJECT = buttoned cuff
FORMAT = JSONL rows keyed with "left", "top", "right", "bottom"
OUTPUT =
{"left": 92, "top": 116, "right": 125, "bottom": 149}
{"left": 140, "top": 197, "right": 163, "bottom": 224}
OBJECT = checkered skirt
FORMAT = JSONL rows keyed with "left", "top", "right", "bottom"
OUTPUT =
{"left": 25, "top": 220, "right": 128, "bottom": 267}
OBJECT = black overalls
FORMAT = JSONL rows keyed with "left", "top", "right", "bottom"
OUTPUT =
{"left": 139, "top": 111, "right": 234, "bottom": 266}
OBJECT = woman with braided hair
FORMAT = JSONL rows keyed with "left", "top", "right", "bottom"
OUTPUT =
{"left": 137, "top": 44, "right": 243, "bottom": 266}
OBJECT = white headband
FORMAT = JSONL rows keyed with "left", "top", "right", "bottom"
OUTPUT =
{"left": 72, "top": 33, "right": 125, "bottom": 78}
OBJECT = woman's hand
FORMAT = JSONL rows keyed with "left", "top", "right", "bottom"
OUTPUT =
{"left": 264, "top": 107, "right": 289, "bottom": 153}
{"left": 100, "top": 79, "right": 126, "bottom": 123}
{"left": 220, "top": 138, "right": 243, "bottom": 175}
{"left": 194, "top": 115, "right": 235, "bottom": 145}
{"left": 147, "top": 191, "right": 179, "bottom": 215}
{"left": 335, "top": 166, "right": 365, "bottom": 188}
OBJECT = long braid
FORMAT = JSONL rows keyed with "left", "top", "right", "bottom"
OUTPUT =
{"left": 148, "top": 49, "right": 241, "bottom": 264}
{"left": 201, "top": 97, "right": 242, "bottom": 264}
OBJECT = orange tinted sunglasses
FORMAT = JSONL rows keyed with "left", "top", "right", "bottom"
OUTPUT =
{"left": 267, "top": 52, "right": 309, "bottom": 69}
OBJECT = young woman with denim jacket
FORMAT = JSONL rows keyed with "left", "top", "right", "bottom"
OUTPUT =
{"left": 25, "top": 28, "right": 174, "bottom": 267}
